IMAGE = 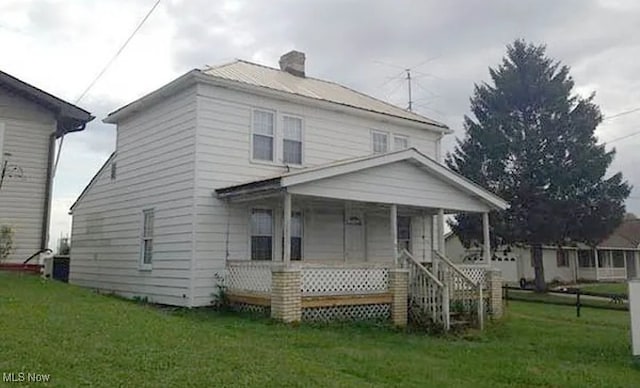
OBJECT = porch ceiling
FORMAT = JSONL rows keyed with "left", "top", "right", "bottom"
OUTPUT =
{"left": 215, "top": 148, "right": 508, "bottom": 213}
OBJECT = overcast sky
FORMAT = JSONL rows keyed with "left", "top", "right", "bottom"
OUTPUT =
{"left": 1, "top": 0, "right": 639, "bottom": 248}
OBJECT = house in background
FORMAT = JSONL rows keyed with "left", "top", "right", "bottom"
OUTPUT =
{"left": 68, "top": 51, "right": 507, "bottom": 329}
{"left": 0, "top": 70, "right": 93, "bottom": 263}
{"left": 445, "top": 218, "right": 640, "bottom": 284}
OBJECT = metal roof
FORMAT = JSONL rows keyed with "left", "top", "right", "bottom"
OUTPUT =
{"left": 202, "top": 60, "right": 448, "bottom": 129}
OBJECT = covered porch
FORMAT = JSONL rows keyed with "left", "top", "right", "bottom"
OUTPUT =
{"left": 215, "top": 149, "right": 509, "bottom": 329}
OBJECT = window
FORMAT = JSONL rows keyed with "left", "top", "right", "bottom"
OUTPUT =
{"left": 578, "top": 250, "right": 595, "bottom": 268}
{"left": 251, "top": 209, "right": 273, "bottom": 260}
{"left": 393, "top": 135, "right": 409, "bottom": 150}
{"left": 372, "top": 131, "right": 389, "bottom": 154}
{"left": 283, "top": 116, "right": 303, "bottom": 165}
{"left": 252, "top": 110, "right": 275, "bottom": 161}
{"left": 397, "top": 216, "right": 411, "bottom": 253}
{"left": 556, "top": 249, "right": 569, "bottom": 267}
{"left": 140, "top": 209, "right": 154, "bottom": 269}
{"left": 110, "top": 162, "right": 117, "bottom": 181}
{"left": 291, "top": 211, "right": 303, "bottom": 260}
{"left": 612, "top": 250, "right": 625, "bottom": 268}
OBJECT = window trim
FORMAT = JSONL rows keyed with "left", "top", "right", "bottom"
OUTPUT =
{"left": 281, "top": 114, "right": 304, "bottom": 166}
{"left": 139, "top": 208, "right": 154, "bottom": 271}
{"left": 393, "top": 134, "right": 410, "bottom": 150}
{"left": 371, "top": 130, "right": 390, "bottom": 154}
{"left": 249, "top": 207, "right": 275, "bottom": 261}
{"left": 250, "top": 109, "right": 276, "bottom": 163}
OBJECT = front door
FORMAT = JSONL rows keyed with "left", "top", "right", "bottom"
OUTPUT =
{"left": 397, "top": 216, "right": 411, "bottom": 253}
{"left": 345, "top": 210, "right": 365, "bottom": 261}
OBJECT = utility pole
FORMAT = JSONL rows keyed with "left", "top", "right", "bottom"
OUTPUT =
{"left": 406, "top": 69, "right": 413, "bottom": 112}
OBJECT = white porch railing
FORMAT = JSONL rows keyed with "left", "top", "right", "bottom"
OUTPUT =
{"left": 458, "top": 264, "right": 487, "bottom": 289}
{"left": 399, "top": 249, "right": 450, "bottom": 330}
{"left": 597, "top": 267, "right": 627, "bottom": 281}
{"left": 301, "top": 264, "right": 389, "bottom": 296}
{"left": 225, "top": 260, "right": 391, "bottom": 296}
{"left": 226, "top": 260, "right": 274, "bottom": 293}
{"left": 434, "top": 251, "right": 484, "bottom": 330}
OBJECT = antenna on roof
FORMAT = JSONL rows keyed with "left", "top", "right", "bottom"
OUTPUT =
{"left": 373, "top": 55, "right": 441, "bottom": 112}
{"left": 405, "top": 69, "right": 413, "bottom": 112}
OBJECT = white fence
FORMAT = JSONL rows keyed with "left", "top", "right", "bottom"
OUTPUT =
{"left": 458, "top": 265, "right": 488, "bottom": 289}
{"left": 225, "top": 261, "right": 390, "bottom": 296}
{"left": 301, "top": 264, "right": 389, "bottom": 296}
{"left": 226, "top": 260, "right": 273, "bottom": 293}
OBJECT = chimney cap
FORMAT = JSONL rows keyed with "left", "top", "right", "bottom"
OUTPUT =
{"left": 279, "top": 50, "right": 306, "bottom": 77}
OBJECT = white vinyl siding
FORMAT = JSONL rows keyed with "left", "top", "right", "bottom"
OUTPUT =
{"left": 252, "top": 110, "right": 275, "bottom": 161}
{"left": 69, "top": 87, "right": 197, "bottom": 307}
{"left": 372, "top": 131, "right": 389, "bottom": 154}
{"left": 140, "top": 209, "right": 154, "bottom": 269}
{"left": 288, "top": 161, "right": 491, "bottom": 212}
{"left": 282, "top": 116, "right": 303, "bottom": 165}
{"left": 0, "top": 89, "right": 56, "bottom": 262}
{"left": 0, "top": 122, "right": 4, "bottom": 164}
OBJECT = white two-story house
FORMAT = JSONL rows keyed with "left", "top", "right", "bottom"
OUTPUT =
{"left": 1, "top": 70, "right": 93, "bottom": 263}
{"left": 69, "top": 51, "right": 507, "bottom": 322}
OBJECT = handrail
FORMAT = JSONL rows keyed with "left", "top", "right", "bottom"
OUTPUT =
{"left": 434, "top": 250, "right": 478, "bottom": 287}
{"left": 399, "top": 249, "right": 444, "bottom": 288}
{"left": 434, "top": 250, "right": 484, "bottom": 330}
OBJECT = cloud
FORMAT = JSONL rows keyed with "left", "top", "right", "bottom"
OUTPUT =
{"left": 3, "top": 0, "right": 640, "bottom": 248}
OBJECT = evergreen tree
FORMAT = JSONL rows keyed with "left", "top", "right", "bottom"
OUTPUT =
{"left": 446, "top": 40, "right": 631, "bottom": 291}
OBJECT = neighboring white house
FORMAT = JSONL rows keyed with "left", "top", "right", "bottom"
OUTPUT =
{"left": 0, "top": 70, "right": 93, "bottom": 263}
{"left": 68, "top": 51, "right": 507, "bottom": 310}
{"left": 445, "top": 218, "right": 640, "bottom": 284}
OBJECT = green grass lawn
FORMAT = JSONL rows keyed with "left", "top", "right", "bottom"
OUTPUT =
{"left": 579, "top": 282, "right": 629, "bottom": 296}
{"left": 506, "top": 289, "right": 628, "bottom": 310}
{"left": 1, "top": 272, "right": 639, "bottom": 387}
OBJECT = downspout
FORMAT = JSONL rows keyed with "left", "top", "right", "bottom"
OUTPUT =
{"left": 41, "top": 133, "right": 56, "bottom": 251}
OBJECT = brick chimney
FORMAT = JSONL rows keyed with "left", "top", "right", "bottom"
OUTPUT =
{"left": 279, "top": 50, "right": 305, "bottom": 77}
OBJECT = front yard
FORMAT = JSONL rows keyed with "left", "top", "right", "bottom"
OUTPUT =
{"left": 0, "top": 272, "right": 638, "bottom": 387}
{"left": 579, "top": 282, "right": 629, "bottom": 296}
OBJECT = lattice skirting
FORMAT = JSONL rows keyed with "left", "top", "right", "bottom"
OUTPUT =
{"left": 301, "top": 303, "right": 391, "bottom": 322}
{"left": 230, "top": 302, "right": 270, "bottom": 316}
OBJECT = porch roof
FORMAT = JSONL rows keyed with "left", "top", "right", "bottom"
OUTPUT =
{"left": 215, "top": 148, "right": 508, "bottom": 212}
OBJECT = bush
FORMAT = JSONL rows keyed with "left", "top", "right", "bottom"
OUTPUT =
{"left": 0, "top": 225, "right": 14, "bottom": 262}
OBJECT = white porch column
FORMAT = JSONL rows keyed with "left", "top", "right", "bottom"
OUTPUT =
{"left": 438, "top": 209, "right": 445, "bottom": 255}
{"left": 594, "top": 248, "right": 599, "bottom": 281}
{"left": 482, "top": 212, "right": 491, "bottom": 267}
{"left": 390, "top": 204, "right": 398, "bottom": 265}
{"left": 283, "top": 192, "right": 292, "bottom": 264}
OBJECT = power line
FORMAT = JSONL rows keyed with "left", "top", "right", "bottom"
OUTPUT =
{"left": 603, "top": 106, "right": 640, "bottom": 121}
{"left": 74, "top": 0, "right": 162, "bottom": 104}
{"left": 53, "top": 0, "right": 162, "bottom": 178}
{"left": 604, "top": 129, "right": 640, "bottom": 145}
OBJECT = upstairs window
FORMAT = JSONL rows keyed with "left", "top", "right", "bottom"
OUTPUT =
{"left": 252, "top": 110, "right": 275, "bottom": 161}
{"left": 140, "top": 209, "right": 154, "bottom": 269}
{"left": 110, "top": 162, "right": 117, "bottom": 181}
{"left": 283, "top": 116, "right": 303, "bottom": 165}
{"left": 393, "top": 135, "right": 409, "bottom": 150}
{"left": 251, "top": 209, "right": 273, "bottom": 260}
{"left": 372, "top": 131, "right": 389, "bottom": 154}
